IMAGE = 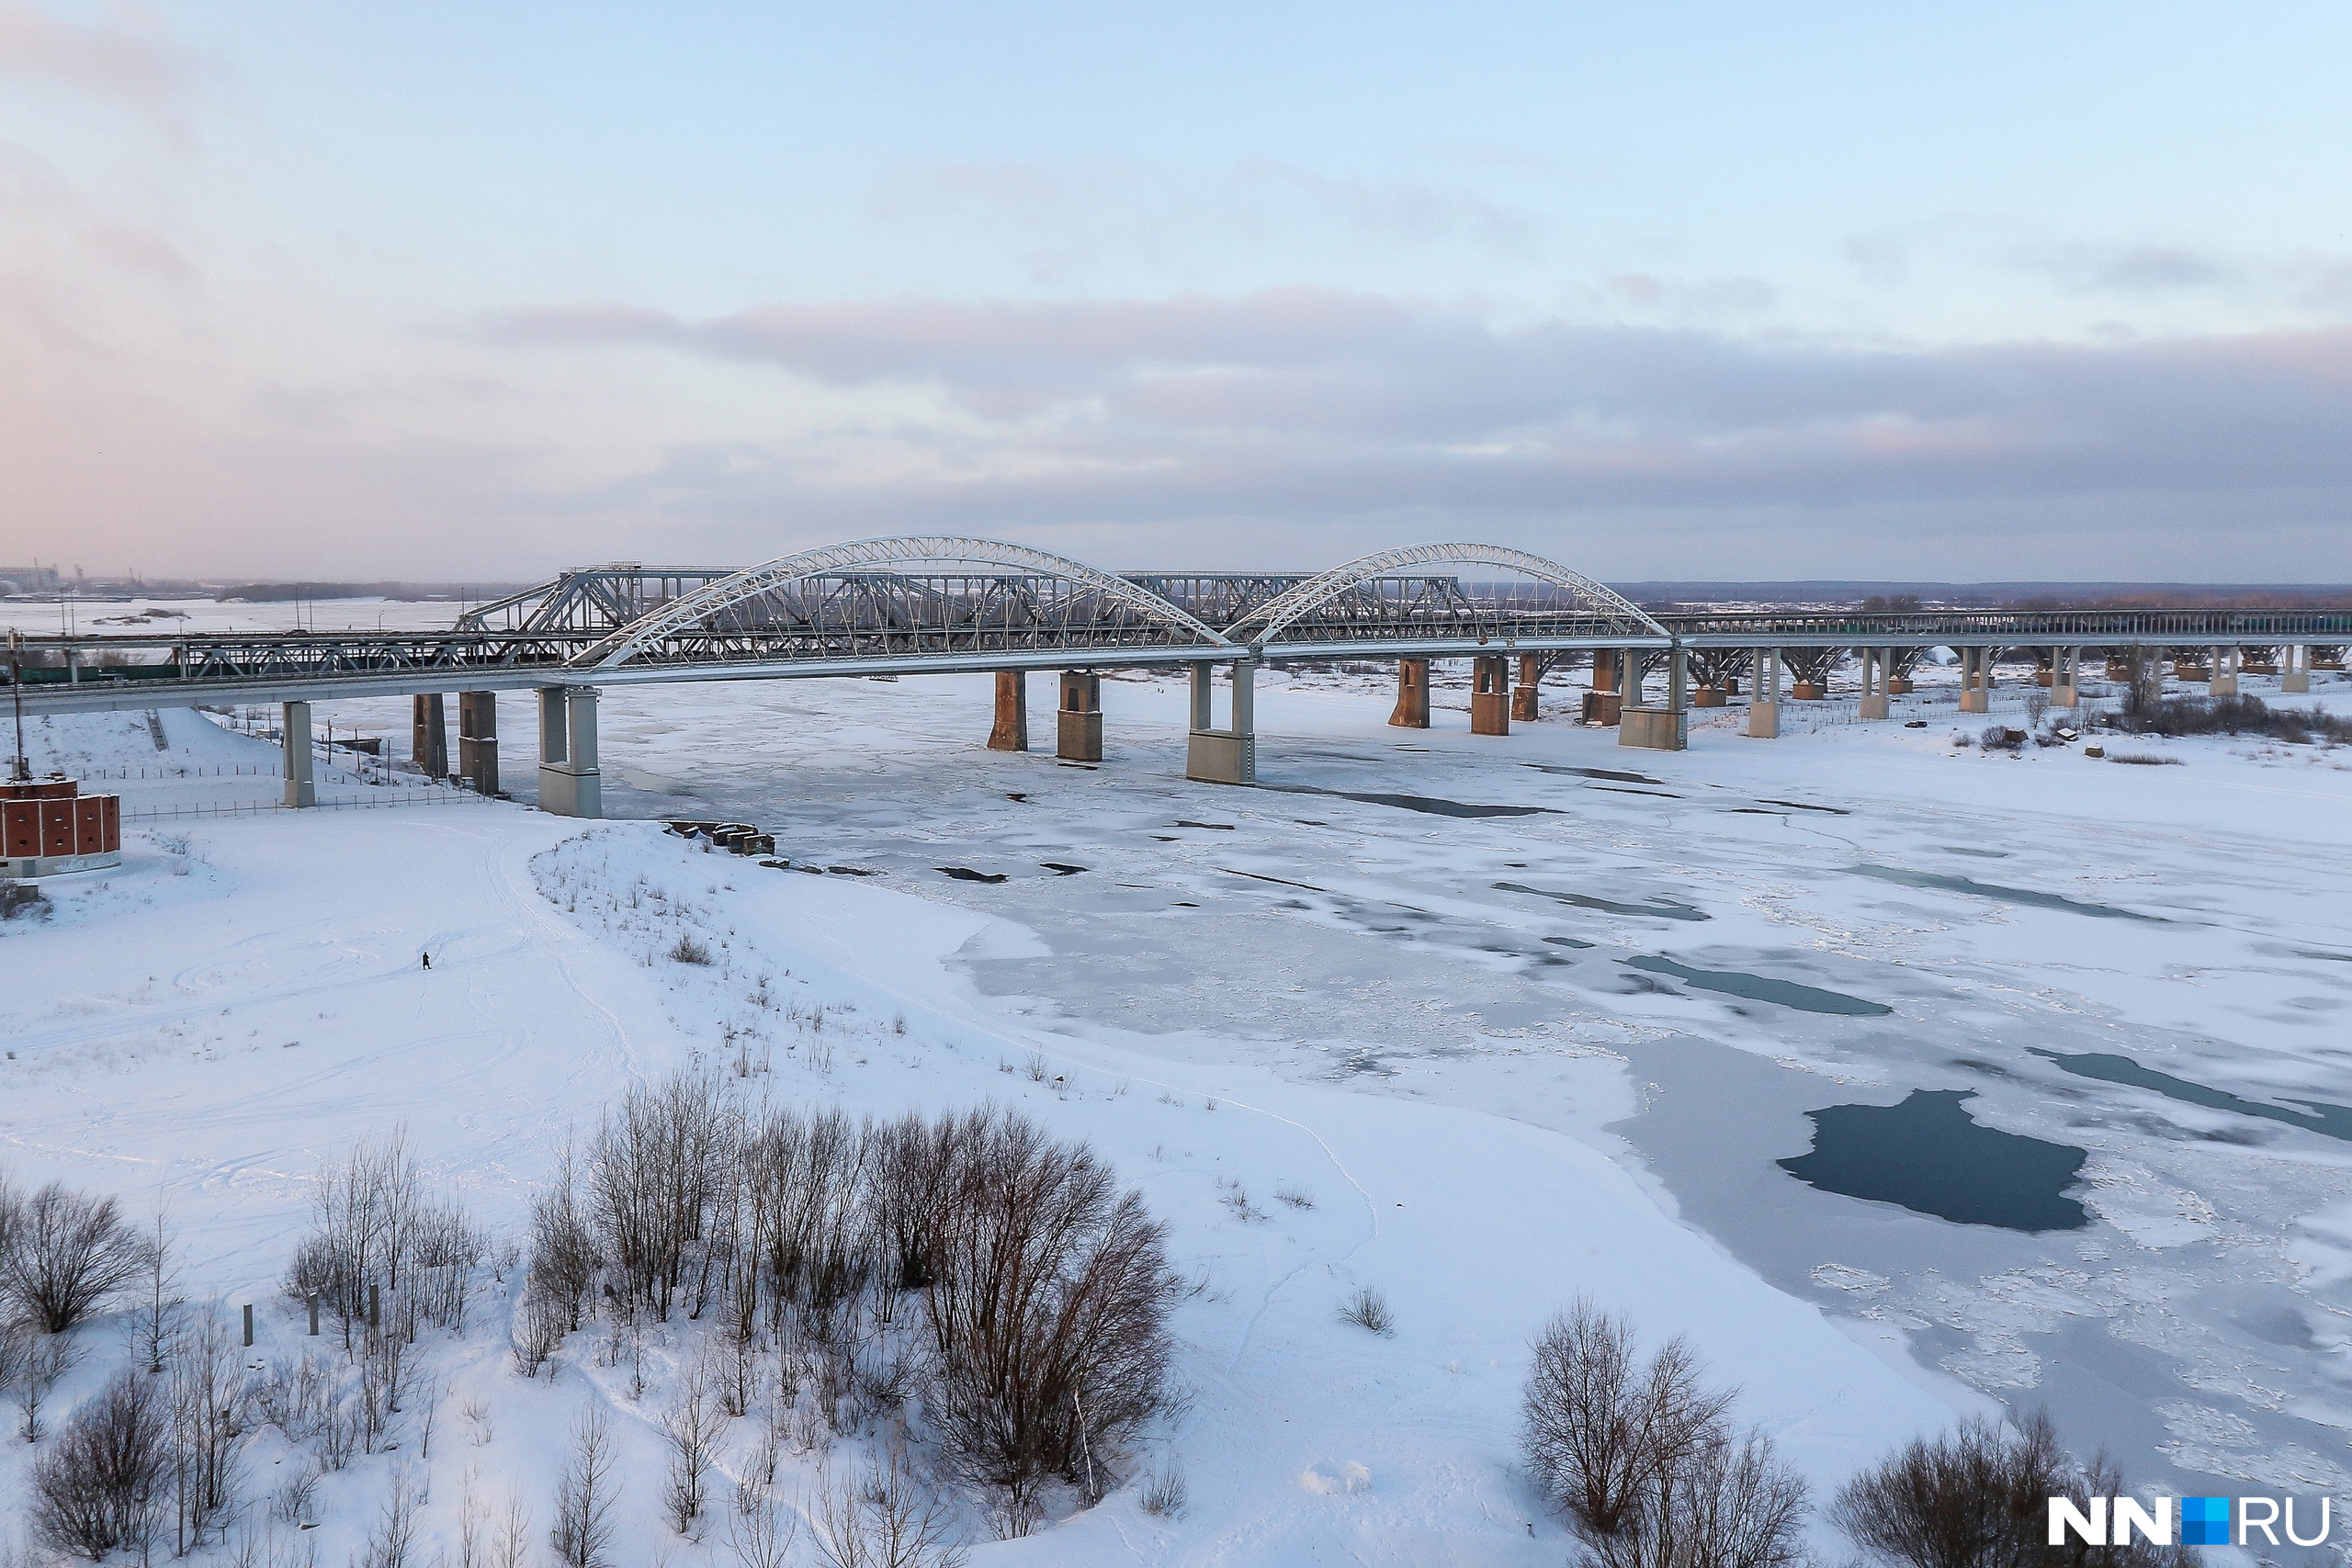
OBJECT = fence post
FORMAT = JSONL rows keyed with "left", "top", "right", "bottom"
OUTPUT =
{"left": 308, "top": 1293, "right": 319, "bottom": 1336}
{"left": 243, "top": 1302, "right": 254, "bottom": 1347}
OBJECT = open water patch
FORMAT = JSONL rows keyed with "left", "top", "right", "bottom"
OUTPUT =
{"left": 1264, "top": 784, "right": 1561, "bottom": 819}
{"left": 1522, "top": 763, "right": 1668, "bottom": 785}
{"left": 935, "top": 866, "right": 1008, "bottom": 884}
{"left": 1846, "top": 864, "right": 2164, "bottom": 921}
{"left": 1494, "top": 882, "right": 1708, "bottom": 921}
{"left": 2035, "top": 1051, "right": 2352, "bottom": 1140}
{"left": 1779, "top": 1089, "right": 2089, "bottom": 1231}
{"left": 1623, "top": 956, "right": 1889, "bottom": 1016}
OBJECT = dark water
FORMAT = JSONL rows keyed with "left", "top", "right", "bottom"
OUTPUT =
{"left": 1624, "top": 955, "right": 1891, "bottom": 1016}
{"left": 1544, "top": 934, "right": 1596, "bottom": 950}
{"left": 1040, "top": 863, "right": 1089, "bottom": 875}
{"left": 2038, "top": 1051, "right": 2352, "bottom": 1141}
{"left": 934, "top": 866, "right": 1007, "bottom": 884}
{"left": 1756, "top": 798, "right": 1850, "bottom": 815}
{"left": 1521, "top": 763, "right": 1667, "bottom": 785}
{"left": 1265, "top": 784, "right": 1561, "bottom": 818}
{"left": 1847, "top": 864, "right": 2165, "bottom": 921}
{"left": 1780, "top": 1089, "right": 2090, "bottom": 1231}
{"left": 1494, "top": 882, "right": 1708, "bottom": 920}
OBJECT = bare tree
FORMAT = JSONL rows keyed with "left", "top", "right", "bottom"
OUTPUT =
{"left": 1606, "top": 1427, "right": 1810, "bottom": 1568}
{"left": 29, "top": 1368, "right": 167, "bottom": 1560}
{"left": 15, "top": 1326, "right": 75, "bottom": 1441}
{"left": 133, "top": 1199, "right": 184, "bottom": 1373}
{"left": 726, "top": 1482, "right": 800, "bottom": 1568}
{"left": 550, "top": 1403, "right": 618, "bottom": 1568}
{"left": 2, "top": 1181, "right": 152, "bottom": 1332}
{"left": 812, "top": 1445, "right": 965, "bottom": 1568}
{"left": 171, "top": 1307, "right": 251, "bottom": 1551}
{"left": 662, "top": 1359, "right": 725, "bottom": 1533}
{"left": 353, "top": 1470, "right": 424, "bottom": 1568}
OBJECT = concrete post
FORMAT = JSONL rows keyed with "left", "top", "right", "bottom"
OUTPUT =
{"left": 1056, "top": 671, "right": 1102, "bottom": 761}
{"left": 1512, "top": 653, "right": 1541, "bottom": 722}
{"left": 1470, "top": 655, "right": 1511, "bottom": 735}
{"left": 1748, "top": 648, "right": 1780, "bottom": 738}
{"left": 411, "top": 694, "right": 449, "bottom": 779}
{"left": 988, "top": 671, "right": 1029, "bottom": 751}
{"left": 1958, "top": 647, "right": 1989, "bottom": 713}
{"left": 1389, "top": 659, "right": 1431, "bottom": 728}
{"left": 458, "top": 692, "right": 499, "bottom": 795}
{"left": 537, "top": 686, "right": 602, "bottom": 818}
{"left": 1582, "top": 649, "right": 1623, "bottom": 725}
{"left": 1622, "top": 649, "right": 1645, "bottom": 709}
{"left": 1859, "top": 647, "right": 1890, "bottom": 720}
{"left": 1620, "top": 646, "right": 1688, "bottom": 750}
{"left": 2284, "top": 644, "right": 2312, "bottom": 694}
{"left": 281, "top": 701, "right": 315, "bottom": 807}
{"left": 2210, "top": 646, "right": 2239, "bottom": 697}
{"left": 1186, "top": 661, "right": 1256, "bottom": 784}
{"left": 2051, "top": 648, "right": 2080, "bottom": 708}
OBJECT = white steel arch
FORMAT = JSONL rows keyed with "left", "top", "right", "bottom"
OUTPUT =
{"left": 1227, "top": 542, "right": 1668, "bottom": 648}
{"left": 570, "top": 536, "right": 1236, "bottom": 671}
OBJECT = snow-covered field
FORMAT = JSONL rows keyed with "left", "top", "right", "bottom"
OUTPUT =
{"left": 6, "top": 625, "right": 2352, "bottom": 1562}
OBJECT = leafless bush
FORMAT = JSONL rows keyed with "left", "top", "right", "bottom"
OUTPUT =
{"left": 1339, "top": 1285, "right": 1394, "bottom": 1336}
{"left": 812, "top": 1445, "right": 966, "bottom": 1568}
{"left": 285, "top": 1126, "right": 479, "bottom": 1348}
{"left": 1603, "top": 1426, "right": 1810, "bottom": 1568}
{"left": 590, "top": 1072, "right": 733, "bottom": 1321}
{"left": 13, "top": 1325, "right": 75, "bottom": 1439}
{"left": 2, "top": 1179, "right": 152, "bottom": 1331}
{"left": 1138, "top": 1464, "right": 1188, "bottom": 1517}
{"left": 922, "top": 1111, "right": 1179, "bottom": 1529}
{"left": 2108, "top": 751, "right": 2184, "bottom": 766}
{"left": 132, "top": 1202, "right": 183, "bottom": 1373}
{"left": 1834, "top": 1409, "right": 2191, "bottom": 1568}
{"left": 353, "top": 1470, "right": 424, "bottom": 1568}
{"left": 1273, "top": 1183, "right": 1314, "bottom": 1210}
{"left": 550, "top": 1403, "right": 618, "bottom": 1568}
{"left": 671, "top": 934, "right": 714, "bottom": 965}
{"left": 30, "top": 1368, "right": 167, "bottom": 1560}
{"left": 726, "top": 1484, "right": 800, "bottom": 1568}
{"left": 1521, "top": 1300, "right": 1742, "bottom": 1555}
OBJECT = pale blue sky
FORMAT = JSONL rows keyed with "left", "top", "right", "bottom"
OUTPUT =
{"left": 3, "top": 2, "right": 2347, "bottom": 579}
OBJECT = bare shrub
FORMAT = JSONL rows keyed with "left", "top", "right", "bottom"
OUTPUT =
{"left": 14, "top": 1325, "right": 76, "bottom": 1439}
{"left": 550, "top": 1403, "right": 618, "bottom": 1568}
{"left": 726, "top": 1485, "right": 800, "bottom": 1568}
{"left": 3, "top": 1179, "right": 152, "bottom": 1332}
{"left": 282, "top": 1126, "right": 480, "bottom": 1348}
{"left": 663, "top": 1359, "right": 725, "bottom": 1533}
{"left": 1138, "top": 1464, "right": 1188, "bottom": 1517}
{"left": 1606, "top": 1426, "right": 1810, "bottom": 1568}
{"left": 812, "top": 1445, "right": 965, "bottom": 1568}
{"left": 922, "top": 1111, "right": 1179, "bottom": 1530}
{"left": 1338, "top": 1285, "right": 1394, "bottom": 1336}
{"left": 1273, "top": 1183, "right": 1314, "bottom": 1210}
{"left": 670, "top": 934, "right": 714, "bottom": 965}
{"left": 170, "top": 1308, "right": 252, "bottom": 1551}
{"left": 353, "top": 1471, "right": 424, "bottom": 1568}
{"left": 590, "top": 1072, "right": 733, "bottom": 1322}
{"left": 2108, "top": 751, "right": 2184, "bottom": 766}
{"left": 1834, "top": 1409, "right": 2192, "bottom": 1568}
{"left": 132, "top": 1201, "right": 183, "bottom": 1373}
{"left": 30, "top": 1368, "right": 167, "bottom": 1560}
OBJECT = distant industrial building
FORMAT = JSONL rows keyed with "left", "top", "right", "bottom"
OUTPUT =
{"left": 0, "top": 566, "right": 62, "bottom": 595}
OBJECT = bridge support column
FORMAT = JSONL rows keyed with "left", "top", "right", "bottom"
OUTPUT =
{"left": 412, "top": 694, "right": 450, "bottom": 779}
{"left": 1388, "top": 659, "right": 1430, "bottom": 728}
{"left": 1620, "top": 649, "right": 1645, "bottom": 716}
{"left": 1958, "top": 648, "right": 1990, "bottom": 713}
{"left": 2051, "top": 648, "right": 2080, "bottom": 709}
{"left": 2210, "top": 646, "right": 2239, "bottom": 697}
{"left": 1620, "top": 647, "right": 1688, "bottom": 750}
{"left": 1471, "top": 656, "right": 1511, "bottom": 735}
{"left": 1186, "top": 660, "right": 1256, "bottom": 784}
{"left": 1748, "top": 648, "right": 1781, "bottom": 739}
{"left": 2284, "top": 645, "right": 2312, "bottom": 694}
{"left": 537, "top": 686, "right": 603, "bottom": 819}
{"left": 281, "top": 701, "right": 315, "bottom": 808}
{"left": 1582, "top": 650, "right": 1622, "bottom": 725}
{"left": 1858, "top": 648, "right": 1889, "bottom": 720}
{"left": 1056, "top": 671, "right": 1102, "bottom": 761}
{"left": 1511, "top": 654, "right": 1541, "bottom": 721}
{"left": 989, "top": 671, "right": 1030, "bottom": 751}
{"left": 458, "top": 692, "right": 500, "bottom": 795}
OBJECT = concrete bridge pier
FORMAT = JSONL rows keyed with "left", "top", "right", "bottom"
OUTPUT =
{"left": 1057, "top": 671, "right": 1103, "bottom": 761}
{"left": 1958, "top": 647, "right": 1991, "bottom": 713}
{"left": 282, "top": 700, "right": 315, "bottom": 807}
{"left": 412, "top": 694, "right": 450, "bottom": 779}
{"left": 1388, "top": 659, "right": 1431, "bottom": 728}
{"left": 1470, "top": 655, "right": 1511, "bottom": 735}
{"left": 2284, "top": 645, "right": 2312, "bottom": 694}
{"left": 1186, "top": 660, "right": 1256, "bottom": 785}
{"left": 458, "top": 692, "right": 499, "bottom": 795}
{"left": 1511, "top": 654, "right": 1541, "bottom": 721}
{"left": 537, "top": 685, "right": 603, "bottom": 818}
{"left": 2051, "top": 648, "right": 2080, "bottom": 708}
{"left": 1748, "top": 648, "right": 1781, "bottom": 738}
{"left": 1858, "top": 648, "right": 1889, "bottom": 720}
{"left": 2210, "top": 646, "right": 2240, "bottom": 697}
{"left": 1583, "top": 650, "right": 1623, "bottom": 725}
{"left": 988, "top": 671, "right": 1030, "bottom": 751}
{"left": 1620, "top": 647, "right": 1689, "bottom": 750}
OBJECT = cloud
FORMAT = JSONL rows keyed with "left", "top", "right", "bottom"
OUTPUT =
{"left": 467, "top": 290, "right": 2352, "bottom": 567}
{"left": 0, "top": 2, "right": 203, "bottom": 141}
{"left": 2015, "top": 243, "right": 2243, "bottom": 295}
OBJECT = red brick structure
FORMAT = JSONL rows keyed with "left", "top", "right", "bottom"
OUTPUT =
{"left": 2, "top": 777, "right": 121, "bottom": 878}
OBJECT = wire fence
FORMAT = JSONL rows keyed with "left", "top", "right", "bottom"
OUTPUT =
{"left": 124, "top": 789, "right": 498, "bottom": 823}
